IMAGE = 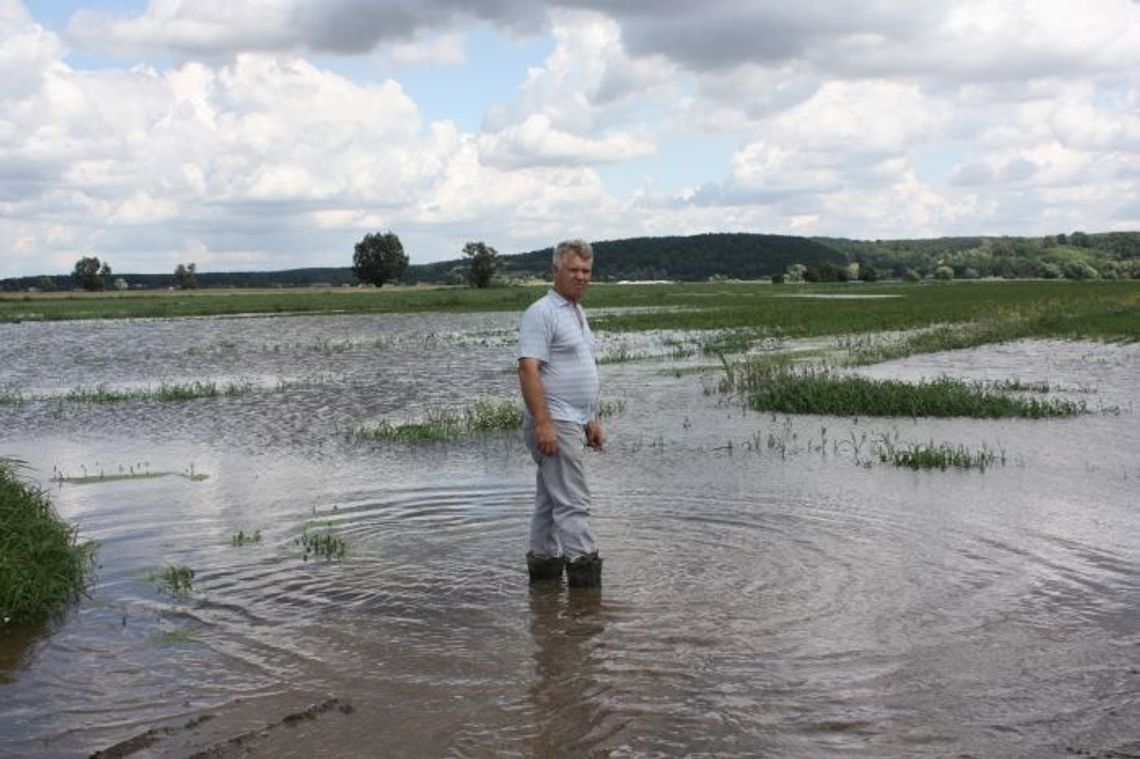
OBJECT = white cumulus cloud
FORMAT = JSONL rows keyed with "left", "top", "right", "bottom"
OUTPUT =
{"left": 1, "top": 0, "right": 1138, "bottom": 277}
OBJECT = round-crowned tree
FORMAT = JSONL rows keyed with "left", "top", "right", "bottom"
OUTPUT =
{"left": 73, "top": 256, "right": 111, "bottom": 291}
{"left": 353, "top": 231, "right": 408, "bottom": 287}
{"left": 463, "top": 241, "right": 500, "bottom": 288}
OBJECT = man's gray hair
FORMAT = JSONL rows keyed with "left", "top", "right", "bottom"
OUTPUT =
{"left": 552, "top": 239, "right": 593, "bottom": 270}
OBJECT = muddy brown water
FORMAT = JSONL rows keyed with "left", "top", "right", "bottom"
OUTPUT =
{"left": 1, "top": 314, "right": 1138, "bottom": 758}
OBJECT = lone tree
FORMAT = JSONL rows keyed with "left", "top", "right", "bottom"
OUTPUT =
{"left": 73, "top": 256, "right": 111, "bottom": 291}
{"left": 463, "top": 241, "right": 500, "bottom": 288}
{"left": 174, "top": 262, "right": 198, "bottom": 290}
{"left": 353, "top": 231, "right": 408, "bottom": 287}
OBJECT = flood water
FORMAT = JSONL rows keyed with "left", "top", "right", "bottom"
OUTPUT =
{"left": 1, "top": 313, "right": 1138, "bottom": 758}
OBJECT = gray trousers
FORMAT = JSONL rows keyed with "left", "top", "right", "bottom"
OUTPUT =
{"left": 524, "top": 418, "right": 598, "bottom": 561}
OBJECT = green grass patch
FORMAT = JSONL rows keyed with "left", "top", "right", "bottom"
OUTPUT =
{"left": 731, "top": 365, "right": 1085, "bottom": 418}
{"left": 297, "top": 529, "right": 347, "bottom": 561}
{"left": 51, "top": 462, "right": 208, "bottom": 485}
{"left": 52, "top": 471, "right": 166, "bottom": 485}
{"left": 0, "top": 459, "right": 97, "bottom": 627}
{"left": 838, "top": 317, "right": 1048, "bottom": 366}
{"left": 0, "top": 386, "right": 25, "bottom": 405}
{"left": 699, "top": 328, "right": 775, "bottom": 356}
{"left": 876, "top": 439, "right": 1005, "bottom": 471}
{"left": 230, "top": 530, "right": 261, "bottom": 547}
{"left": 597, "top": 398, "right": 626, "bottom": 418}
{"left": 984, "top": 379, "right": 1051, "bottom": 393}
{"left": 740, "top": 421, "right": 1014, "bottom": 472}
{"left": 596, "top": 341, "right": 643, "bottom": 364}
{"left": 356, "top": 396, "right": 625, "bottom": 443}
{"left": 63, "top": 380, "right": 253, "bottom": 404}
{"left": 597, "top": 338, "right": 699, "bottom": 364}
{"left": 357, "top": 398, "right": 524, "bottom": 442}
{"left": 153, "top": 625, "right": 199, "bottom": 646}
{"left": 149, "top": 564, "right": 196, "bottom": 596}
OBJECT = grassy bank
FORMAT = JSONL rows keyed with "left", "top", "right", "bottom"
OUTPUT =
{"left": 1, "top": 460, "right": 96, "bottom": 627}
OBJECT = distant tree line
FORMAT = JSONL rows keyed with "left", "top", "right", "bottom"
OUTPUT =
{"left": 4, "top": 231, "right": 1138, "bottom": 292}
{"left": 2, "top": 266, "right": 361, "bottom": 292}
{"left": 816, "top": 231, "right": 1140, "bottom": 281}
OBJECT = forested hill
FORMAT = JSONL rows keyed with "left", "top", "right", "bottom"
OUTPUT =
{"left": 405, "top": 233, "right": 844, "bottom": 283}
{"left": 4, "top": 230, "right": 1138, "bottom": 291}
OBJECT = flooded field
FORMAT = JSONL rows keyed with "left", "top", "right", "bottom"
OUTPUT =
{"left": 1, "top": 313, "right": 1138, "bottom": 758}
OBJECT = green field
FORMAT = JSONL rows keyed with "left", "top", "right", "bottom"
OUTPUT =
{"left": 0, "top": 285, "right": 543, "bottom": 322}
{"left": 4, "top": 280, "right": 1137, "bottom": 345}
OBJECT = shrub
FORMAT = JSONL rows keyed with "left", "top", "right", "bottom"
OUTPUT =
{"left": 1, "top": 460, "right": 96, "bottom": 626}
{"left": 1062, "top": 261, "right": 1100, "bottom": 280}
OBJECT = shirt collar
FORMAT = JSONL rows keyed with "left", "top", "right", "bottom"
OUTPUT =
{"left": 547, "top": 288, "right": 577, "bottom": 308}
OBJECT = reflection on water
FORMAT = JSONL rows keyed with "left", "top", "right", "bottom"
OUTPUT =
{"left": 1, "top": 315, "right": 1139, "bottom": 758}
{"left": 527, "top": 586, "right": 610, "bottom": 757}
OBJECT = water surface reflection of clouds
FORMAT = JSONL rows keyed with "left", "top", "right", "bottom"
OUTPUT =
{"left": 1, "top": 316, "right": 1138, "bottom": 757}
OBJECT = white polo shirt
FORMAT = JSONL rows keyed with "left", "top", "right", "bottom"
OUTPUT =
{"left": 517, "top": 289, "right": 600, "bottom": 425}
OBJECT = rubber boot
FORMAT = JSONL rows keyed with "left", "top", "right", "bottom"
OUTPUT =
{"left": 526, "top": 552, "right": 565, "bottom": 583}
{"left": 565, "top": 552, "right": 603, "bottom": 588}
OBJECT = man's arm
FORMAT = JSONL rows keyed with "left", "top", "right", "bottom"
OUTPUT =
{"left": 518, "top": 358, "right": 558, "bottom": 456}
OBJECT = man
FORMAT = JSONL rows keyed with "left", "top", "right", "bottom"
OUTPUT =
{"left": 517, "top": 239, "right": 604, "bottom": 588}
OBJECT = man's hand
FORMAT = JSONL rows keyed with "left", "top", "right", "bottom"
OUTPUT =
{"left": 534, "top": 417, "right": 558, "bottom": 456}
{"left": 585, "top": 419, "right": 604, "bottom": 451}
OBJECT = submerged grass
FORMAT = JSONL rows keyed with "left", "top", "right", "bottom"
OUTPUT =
{"left": 153, "top": 625, "right": 199, "bottom": 646}
{"left": 297, "top": 529, "right": 347, "bottom": 561}
{"left": 876, "top": 439, "right": 1006, "bottom": 471}
{"left": 745, "top": 419, "right": 1012, "bottom": 472}
{"left": 63, "top": 380, "right": 254, "bottom": 404}
{"left": 51, "top": 462, "right": 208, "bottom": 485}
{"left": 358, "top": 398, "right": 524, "bottom": 443}
{"left": 150, "top": 564, "right": 195, "bottom": 596}
{"left": 231, "top": 530, "right": 261, "bottom": 547}
{"left": 0, "top": 386, "right": 24, "bottom": 405}
{"left": 1, "top": 460, "right": 96, "bottom": 626}
{"left": 3, "top": 378, "right": 327, "bottom": 408}
{"left": 357, "top": 396, "right": 626, "bottom": 443}
{"left": 731, "top": 365, "right": 1085, "bottom": 418}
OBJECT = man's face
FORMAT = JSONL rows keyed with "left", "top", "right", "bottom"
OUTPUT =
{"left": 552, "top": 254, "right": 592, "bottom": 303}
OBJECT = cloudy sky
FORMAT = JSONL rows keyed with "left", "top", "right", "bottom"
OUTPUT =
{"left": 2, "top": 0, "right": 1139, "bottom": 277}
